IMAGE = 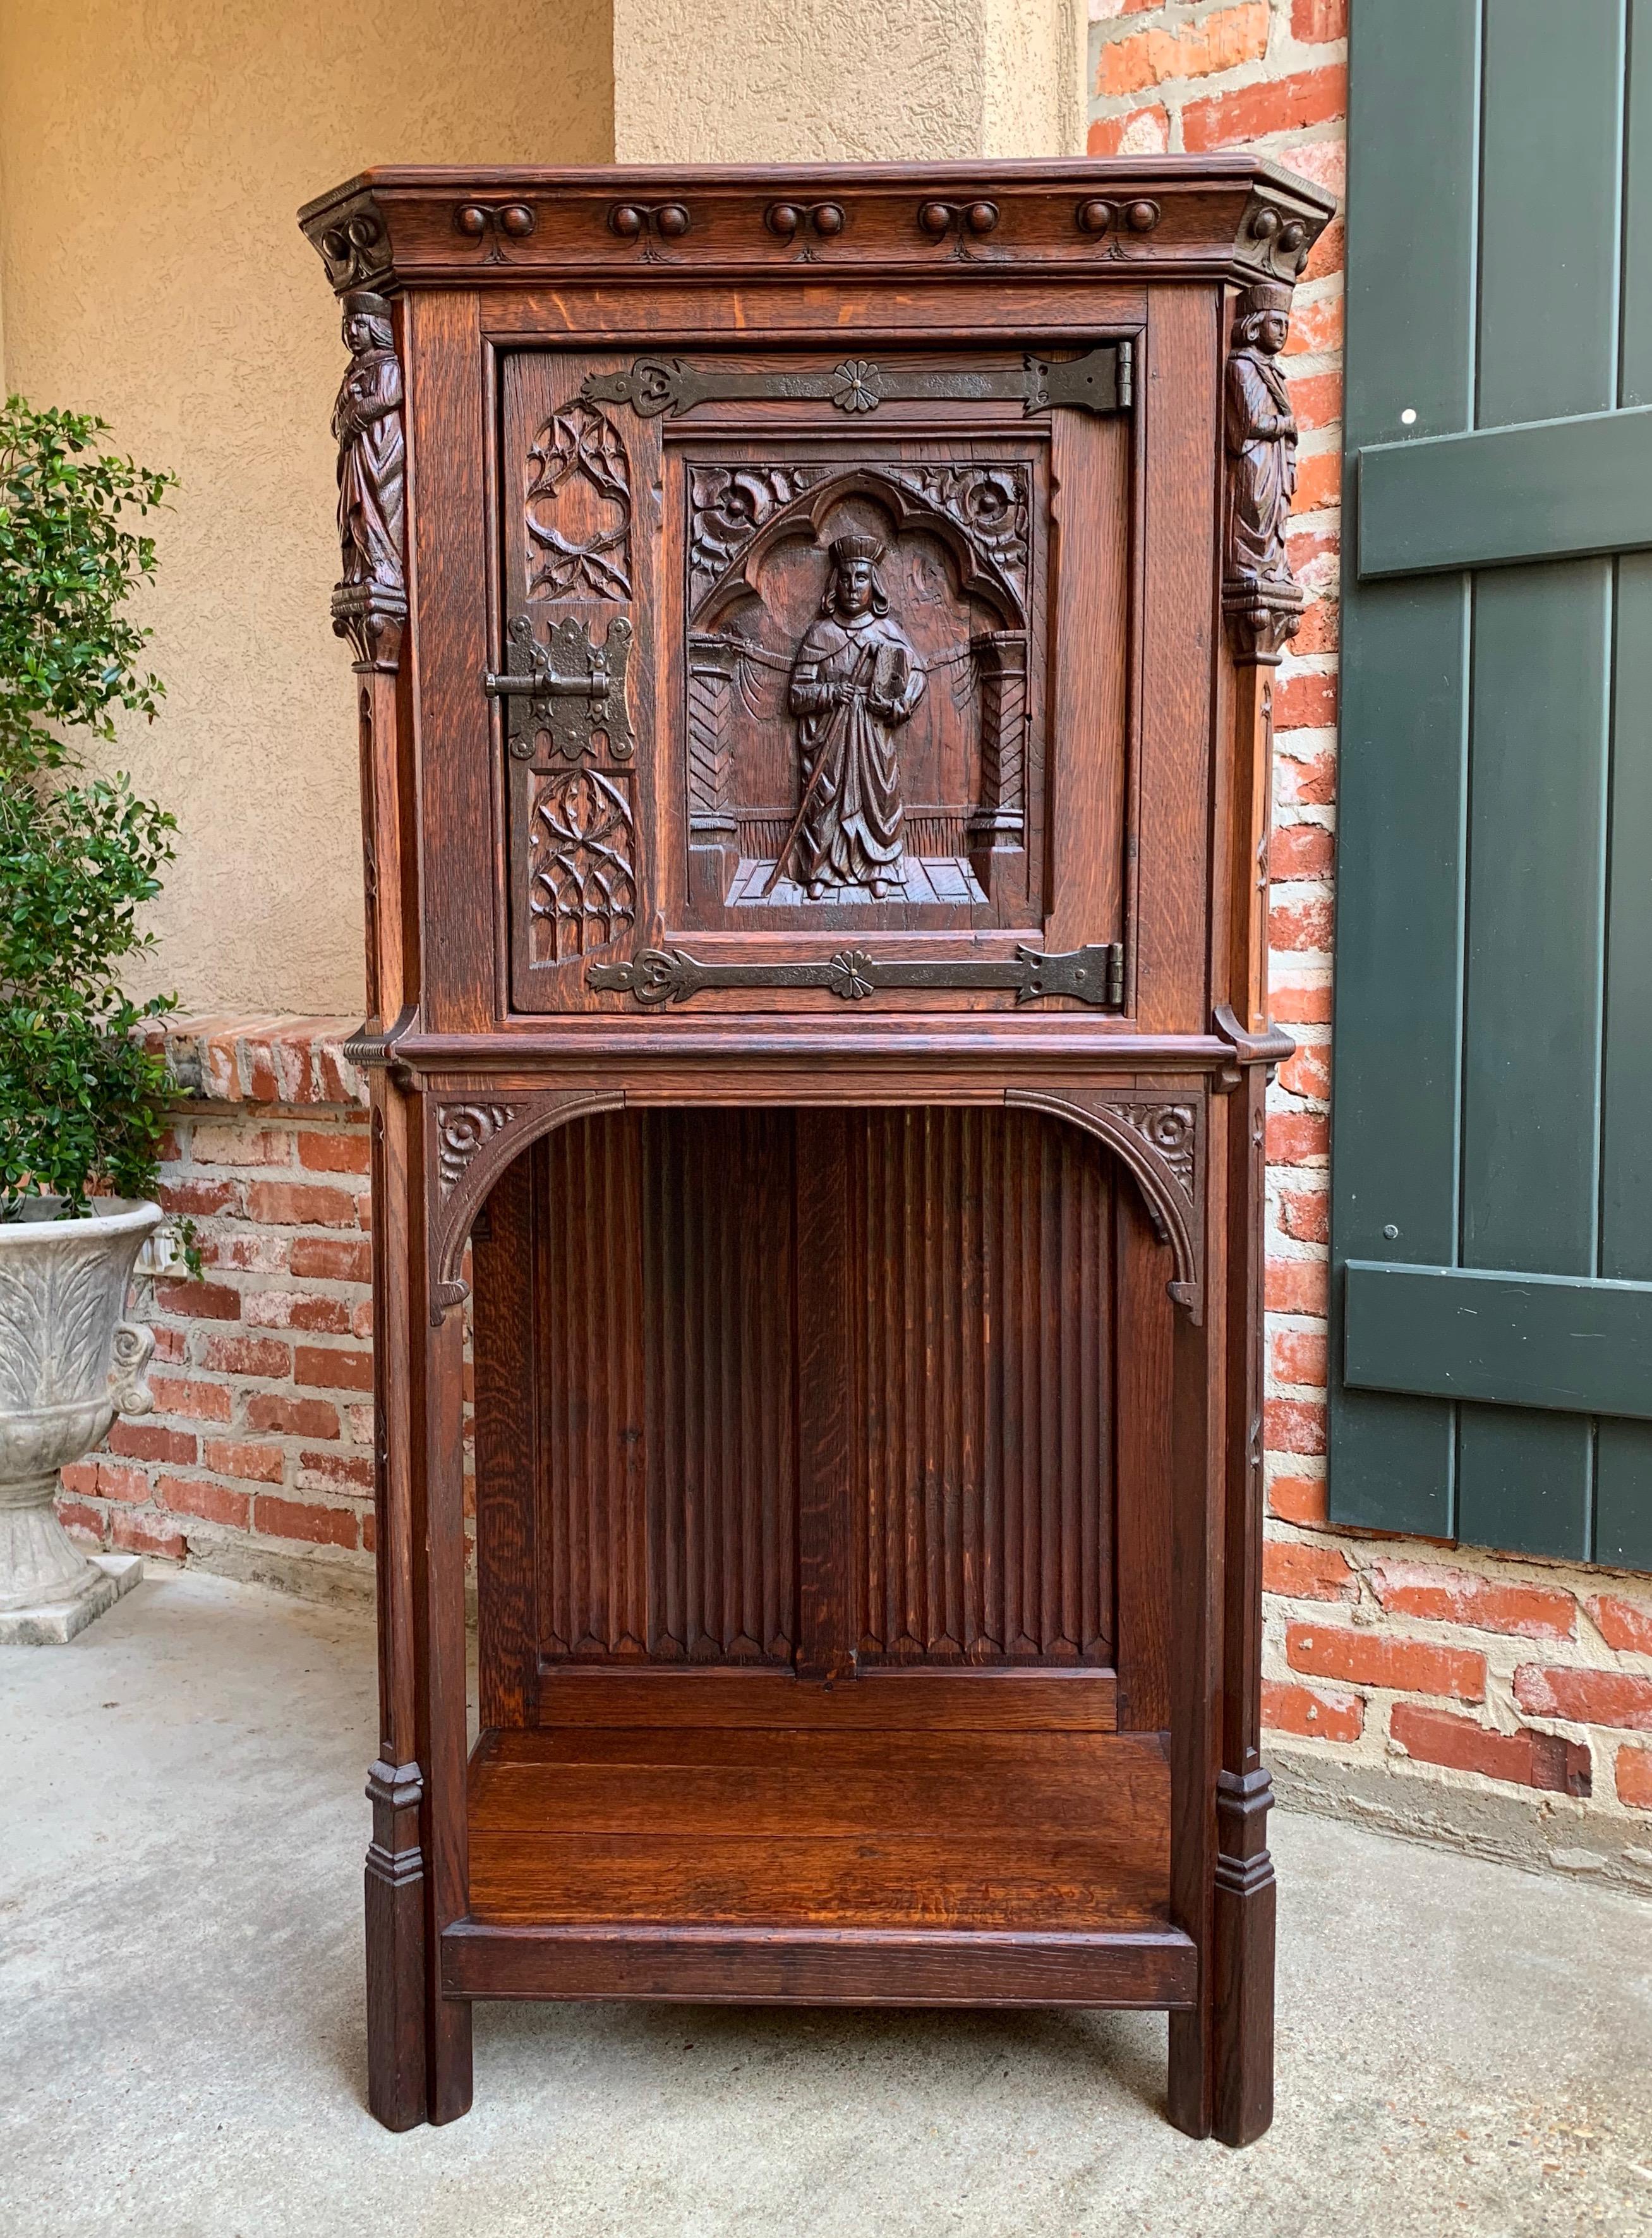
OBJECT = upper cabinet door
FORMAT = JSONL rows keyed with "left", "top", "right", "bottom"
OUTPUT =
{"left": 495, "top": 340, "right": 1134, "bottom": 1017}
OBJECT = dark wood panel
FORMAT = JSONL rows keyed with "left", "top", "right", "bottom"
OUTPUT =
{"left": 1113, "top": 1182, "right": 1174, "bottom": 1731}
{"left": 467, "top": 1724, "right": 1171, "bottom": 1930}
{"left": 851, "top": 1107, "right": 1115, "bottom": 1666}
{"left": 641, "top": 1110, "right": 799, "bottom": 1662}
{"left": 532, "top": 1112, "right": 798, "bottom": 1666}
{"left": 443, "top": 1921, "right": 1198, "bottom": 2008}
{"left": 530, "top": 1667, "right": 1118, "bottom": 1729}
{"left": 308, "top": 154, "right": 1308, "bottom": 2141}
{"left": 514, "top": 1106, "right": 1134, "bottom": 1688}
{"left": 472, "top": 1155, "right": 539, "bottom": 1725}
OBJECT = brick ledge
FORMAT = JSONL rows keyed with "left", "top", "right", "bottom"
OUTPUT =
{"left": 145, "top": 1015, "right": 366, "bottom": 1110}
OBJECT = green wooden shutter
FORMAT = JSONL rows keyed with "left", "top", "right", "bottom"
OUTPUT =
{"left": 1330, "top": 0, "right": 1652, "bottom": 1568}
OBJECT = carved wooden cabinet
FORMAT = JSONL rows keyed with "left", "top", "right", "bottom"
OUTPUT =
{"left": 301, "top": 157, "right": 1334, "bottom": 2144}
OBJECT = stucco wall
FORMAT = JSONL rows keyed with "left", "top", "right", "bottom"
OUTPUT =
{"left": 612, "top": 0, "right": 1085, "bottom": 164}
{"left": 0, "top": 0, "right": 1084, "bottom": 1014}
{"left": 0, "top": 0, "right": 613, "bottom": 1016}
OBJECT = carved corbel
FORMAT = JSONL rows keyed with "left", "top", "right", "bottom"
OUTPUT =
{"left": 1234, "top": 186, "right": 1327, "bottom": 286}
{"left": 311, "top": 193, "right": 394, "bottom": 294}
{"left": 426, "top": 1090, "right": 625, "bottom": 1324}
{"left": 1006, "top": 1087, "right": 1206, "bottom": 1321}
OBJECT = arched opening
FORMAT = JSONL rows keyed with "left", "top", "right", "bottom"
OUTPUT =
{"left": 471, "top": 1103, "right": 1177, "bottom": 1686}
{"left": 466, "top": 1101, "right": 1182, "bottom": 1944}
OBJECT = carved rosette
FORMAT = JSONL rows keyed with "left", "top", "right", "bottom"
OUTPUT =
{"left": 435, "top": 1104, "right": 516, "bottom": 1195}
{"left": 1107, "top": 1100, "right": 1197, "bottom": 1201}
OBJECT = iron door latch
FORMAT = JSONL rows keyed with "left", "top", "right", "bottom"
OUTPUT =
{"left": 485, "top": 614, "right": 634, "bottom": 761}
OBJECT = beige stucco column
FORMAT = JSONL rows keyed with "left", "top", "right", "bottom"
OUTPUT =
{"left": 612, "top": 0, "right": 1087, "bottom": 164}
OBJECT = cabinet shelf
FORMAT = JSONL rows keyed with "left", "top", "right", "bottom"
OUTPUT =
{"left": 454, "top": 1719, "right": 1193, "bottom": 2006}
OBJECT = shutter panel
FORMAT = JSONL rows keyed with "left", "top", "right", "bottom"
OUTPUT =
{"left": 1330, "top": 0, "right": 1652, "bottom": 1568}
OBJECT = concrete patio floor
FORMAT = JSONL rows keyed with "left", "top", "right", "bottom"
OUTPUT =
{"left": 2, "top": 1570, "right": 1649, "bottom": 2238}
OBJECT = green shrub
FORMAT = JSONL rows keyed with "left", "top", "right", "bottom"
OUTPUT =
{"left": 0, "top": 395, "right": 180, "bottom": 1218}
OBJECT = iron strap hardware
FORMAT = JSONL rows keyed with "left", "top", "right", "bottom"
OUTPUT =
{"left": 587, "top": 941, "right": 1126, "bottom": 1009}
{"left": 581, "top": 343, "right": 1131, "bottom": 421}
{"left": 485, "top": 614, "right": 634, "bottom": 760}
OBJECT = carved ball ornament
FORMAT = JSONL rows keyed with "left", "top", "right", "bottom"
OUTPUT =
{"left": 321, "top": 214, "right": 380, "bottom": 260}
{"left": 917, "top": 199, "right": 998, "bottom": 239}
{"left": 766, "top": 200, "right": 847, "bottom": 240}
{"left": 610, "top": 201, "right": 691, "bottom": 241}
{"left": 1075, "top": 197, "right": 1159, "bottom": 246}
{"left": 455, "top": 202, "right": 535, "bottom": 241}
{"left": 1245, "top": 202, "right": 1313, "bottom": 279}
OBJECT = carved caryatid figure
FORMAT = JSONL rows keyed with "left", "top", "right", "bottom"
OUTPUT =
{"left": 332, "top": 289, "right": 406, "bottom": 596}
{"left": 1224, "top": 282, "right": 1297, "bottom": 588}
{"left": 780, "top": 535, "right": 925, "bottom": 900}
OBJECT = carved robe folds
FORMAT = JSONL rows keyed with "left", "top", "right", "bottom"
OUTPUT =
{"left": 788, "top": 610, "right": 924, "bottom": 892}
{"left": 334, "top": 346, "right": 405, "bottom": 593}
{"left": 1224, "top": 345, "right": 1296, "bottom": 586}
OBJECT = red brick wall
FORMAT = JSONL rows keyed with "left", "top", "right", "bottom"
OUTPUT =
{"left": 61, "top": 1020, "right": 387, "bottom": 1589}
{"left": 1085, "top": 0, "right": 1652, "bottom": 1849}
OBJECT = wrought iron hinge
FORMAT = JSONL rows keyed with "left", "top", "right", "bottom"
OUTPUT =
{"left": 582, "top": 342, "right": 1131, "bottom": 421}
{"left": 588, "top": 938, "right": 1128, "bottom": 1010}
{"left": 485, "top": 613, "right": 634, "bottom": 761}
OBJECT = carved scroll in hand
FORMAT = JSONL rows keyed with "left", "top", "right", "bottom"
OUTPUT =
{"left": 524, "top": 402, "right": 632, "bottom": 600}
{"left": 330, "top": 291, "right": 406, "bottom": 666}
{"left": 1222, "top": 282, "right": 1306, "bottom": 664}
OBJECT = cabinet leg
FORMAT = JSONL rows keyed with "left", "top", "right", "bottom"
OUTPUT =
{"left": 365, "top": 1758, "right": 428, "bottom": 2130}
{"left": 430, "top": 1992, "right": 474, "bottom": 2125}
{"left": 1166, "top": 2008, "right": 1212, "bottom": 2140}
{"left": 1211, "top": 1767, "right": 1277, "bottom": 2146}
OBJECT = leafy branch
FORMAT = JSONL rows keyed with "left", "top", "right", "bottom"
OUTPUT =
{"left": 0, "top": 395, "right": 184, "bottom": 1221}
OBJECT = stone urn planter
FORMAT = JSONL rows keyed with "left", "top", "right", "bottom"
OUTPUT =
{"left": 0, "top": 1197, "right": 163, "bottom": 1641}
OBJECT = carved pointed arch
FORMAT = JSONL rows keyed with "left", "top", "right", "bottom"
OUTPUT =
{"left": 428, "top": 1089, "right": 624, "bottom": 1323}
{"left": 1006, "top": 1087, "right": 1206, "bottom": 1321}
{"left": 692, "top": 466, "right": 1023, "bottom": 631}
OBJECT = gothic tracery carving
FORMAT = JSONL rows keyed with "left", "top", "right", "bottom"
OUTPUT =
{"left": 524, "top": 401, "right": 633, "bottom": 600}
{"left": 528, "top": 768, "right": 637, "bottom": 961}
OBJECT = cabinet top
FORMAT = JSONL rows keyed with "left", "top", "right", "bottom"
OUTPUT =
{"left": 299, "top": 157, "right": 1334, "bottom": 299}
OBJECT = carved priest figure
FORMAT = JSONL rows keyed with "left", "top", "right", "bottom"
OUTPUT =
{"left": 1224, "top": 281, "right": 1298, "bottom": 587}
{"left": 781, "top": 535, "right": 925, "bottom": 900}
{"left": 332, "top": 289, "right": 406, "bottom": 596}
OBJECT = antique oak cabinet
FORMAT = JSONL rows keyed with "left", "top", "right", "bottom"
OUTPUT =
{"left": 300, "top": 156, "right": 1334, "bottom": 2144}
